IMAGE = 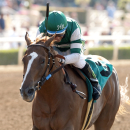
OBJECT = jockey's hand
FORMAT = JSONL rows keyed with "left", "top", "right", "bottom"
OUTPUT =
{"left": 59, "top": 58, "right": 65, "bottom": 64}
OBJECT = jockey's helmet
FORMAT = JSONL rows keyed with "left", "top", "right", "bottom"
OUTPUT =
{"left": 45, "top": 11, "right": 68, "bottom": 34}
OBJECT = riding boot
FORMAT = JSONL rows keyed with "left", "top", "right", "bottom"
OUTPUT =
{"left": 80, "top": 62, "right": 101, "bottom": 100}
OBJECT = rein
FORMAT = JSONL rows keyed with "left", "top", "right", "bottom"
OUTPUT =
{"left": 27, "top": 44, "right": 87, "bottom": 99}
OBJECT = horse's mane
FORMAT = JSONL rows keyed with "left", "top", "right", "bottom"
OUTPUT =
{"left": 34, "top": 33, "right": 58, "bottom": 56}
{"left": 34, "top": 33, "right": 54, "bottom": 45}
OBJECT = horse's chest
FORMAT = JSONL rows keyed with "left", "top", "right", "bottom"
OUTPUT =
{"left": 33, "top": 111, "right": 67, "bottom": 130}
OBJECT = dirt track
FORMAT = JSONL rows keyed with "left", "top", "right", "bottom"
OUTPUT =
{"left": 0, "top": 61, "right": 130, "bottom": 130}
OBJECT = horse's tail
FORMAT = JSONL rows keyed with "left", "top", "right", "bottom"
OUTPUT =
{"left": 118, "top": 77, "right": 130, "bottom": 115}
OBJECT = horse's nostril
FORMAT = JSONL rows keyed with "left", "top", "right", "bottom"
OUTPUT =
{"left": 28, "top": 89, "right": 34, "bottom": 95}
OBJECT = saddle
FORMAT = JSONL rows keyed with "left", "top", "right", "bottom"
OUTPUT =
{"left": 63, "top": 56, "right": 113, "bottom": 130}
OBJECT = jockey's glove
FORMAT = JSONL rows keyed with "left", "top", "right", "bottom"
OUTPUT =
{"left": 59, "top": 58, "right": 65, "bottom": 64}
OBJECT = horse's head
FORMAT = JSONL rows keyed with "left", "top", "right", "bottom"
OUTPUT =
{"left": 20, "top": 32, "right": 56, "bottom": 102}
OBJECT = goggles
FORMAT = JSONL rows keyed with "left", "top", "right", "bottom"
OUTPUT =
{"left": 48, "top": 31, "right": 65, "bottom": 37}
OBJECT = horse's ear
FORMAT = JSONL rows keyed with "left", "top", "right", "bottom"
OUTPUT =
{"left": 44, "top": 33, "right": 56, "bottom": 47}
{"left": 25, "top": 32, "right": 32, "bottom": 46}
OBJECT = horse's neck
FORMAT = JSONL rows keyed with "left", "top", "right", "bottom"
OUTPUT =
{"left": 36, "top": 64, "right": 65, "bottom": 104}
{"left": 35, "top": 66, "right": 65, "bottom": 115}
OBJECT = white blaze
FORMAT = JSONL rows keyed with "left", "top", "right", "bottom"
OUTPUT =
{"left": 21, "top": 52, "right": 38, "bottom": 87}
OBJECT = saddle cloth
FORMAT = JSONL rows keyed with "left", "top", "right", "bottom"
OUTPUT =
{"left": 74, "top": 55, "right": 113, "bottom": 102}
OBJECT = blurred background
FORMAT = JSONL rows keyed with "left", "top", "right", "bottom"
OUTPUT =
{"left": 0, "top": 1, "right": 130, "bottom": 130}
{"left": 0, "top": 0, "right": 130, "bottom": 65}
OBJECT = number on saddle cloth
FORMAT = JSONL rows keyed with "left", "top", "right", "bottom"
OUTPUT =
{"left": 85, "top": 56, "right": 113, "bottom": 92}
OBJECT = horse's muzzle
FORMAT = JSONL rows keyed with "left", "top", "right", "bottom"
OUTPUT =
{"left": 20, "top": 87, "right": 35, "bottom": 102}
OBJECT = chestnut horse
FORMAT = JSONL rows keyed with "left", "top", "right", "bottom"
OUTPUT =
{"left": 20, "top": 33, "right": 122, "bottom": 130}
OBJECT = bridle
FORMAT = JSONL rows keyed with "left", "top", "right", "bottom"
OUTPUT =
{"left": 27, "top": 44, "right": 65, "bottom": 91}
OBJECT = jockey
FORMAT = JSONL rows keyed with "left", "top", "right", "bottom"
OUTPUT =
{"left": 36, "top": 11, "right": 101, "bottom": 100}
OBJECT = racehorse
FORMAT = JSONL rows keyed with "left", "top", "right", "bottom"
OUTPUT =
{"left": 20, "top": 32, "right": 128, "bottom": 130}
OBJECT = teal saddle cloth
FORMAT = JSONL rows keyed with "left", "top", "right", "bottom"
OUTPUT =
{"left": 81, "top": 55, "right": 113, "bottom": 102}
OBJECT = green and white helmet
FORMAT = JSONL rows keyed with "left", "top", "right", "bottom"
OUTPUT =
{"left": 45, "top": 11, "right": 68, "bottom": 34}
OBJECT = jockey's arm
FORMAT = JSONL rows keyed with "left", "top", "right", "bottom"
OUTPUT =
{"left": 64, "top": 28, "right": 82, "bottom": 65}
{"left": 64, "top": 53, "right": 80, "bottom": 65}
{"left": 36, "top": 28, "right": 83, "bottom": 67}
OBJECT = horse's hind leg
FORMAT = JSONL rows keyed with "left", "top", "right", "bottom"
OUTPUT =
{"left": 94, "top": 100, "right": 119, "bottom": 130}
{"left": 94, "top": 69, "right": 120, "bottom": 130}
{"left": 94, "top": 105, "right": 116, "bottom": 130}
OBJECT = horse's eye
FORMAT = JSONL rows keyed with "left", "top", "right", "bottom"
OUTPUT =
{"left": 41, "top": 59, "right": 45, "bottom": 64}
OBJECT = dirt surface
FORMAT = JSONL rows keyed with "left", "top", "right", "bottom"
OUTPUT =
{"left": 0, "top": 61, "right": 130, "bottom": 130}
